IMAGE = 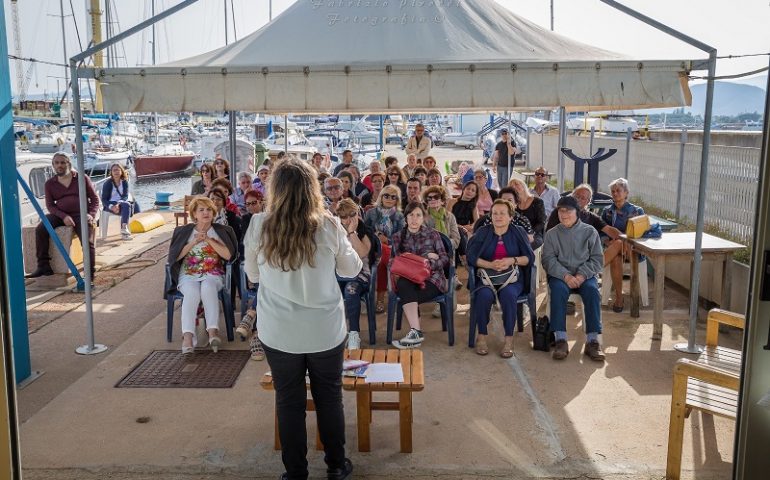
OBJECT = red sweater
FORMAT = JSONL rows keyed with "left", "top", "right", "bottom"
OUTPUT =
{"left": 44, "top": 173, "right": 100, "bottom": 220}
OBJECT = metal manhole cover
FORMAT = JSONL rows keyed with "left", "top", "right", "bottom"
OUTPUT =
{"left": 116, "top": 350, "right": 250, "bottom": 388}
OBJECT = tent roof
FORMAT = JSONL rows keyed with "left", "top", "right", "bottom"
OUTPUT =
{"left": 95, "top": 0, "right": 694, "bottom": 113}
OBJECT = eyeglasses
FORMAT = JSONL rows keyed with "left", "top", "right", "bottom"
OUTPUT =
{"left": 534, "top": 172, "right": 547, "bottom": 177}
{"left": 426, "top": 195, "right": 441, "bottom": 201}
{"left": 339, "top": 214, "right": 358, "bottom": 220}
{"left": 381, "top": 194, "right": 397, "bottom": 200}
{"left": 326, "top": 185, "right": 342, "bottom": 190}
{"left": 388, "top": 172, "right": 399, "bottom": 176}
{"left": 245, "top": 201, "right": 261, "bottom": 206}
{"left": 214, "top": 161, "right": 224, "bottom": 166}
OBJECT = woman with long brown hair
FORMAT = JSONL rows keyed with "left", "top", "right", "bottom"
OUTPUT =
{"left": 191, "top": 163, "right": 214, "bottom": 195}
{"left": 243, "top": 157, "right": 360, "bottom": 480}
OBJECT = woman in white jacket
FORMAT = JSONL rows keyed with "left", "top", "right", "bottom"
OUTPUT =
{"left": 244, "top": 157, "right": 360, "bottom": 480}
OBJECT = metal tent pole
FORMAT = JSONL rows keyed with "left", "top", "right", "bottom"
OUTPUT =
{"left": 68, "top": 0, "right": 201, "bottom": 356}
{"left": 599, "top": 0, "right": 716, "bottom": 352}
{"left": 558, "top": 107, "right": 566, "bottom": 192}
{"left": 70, "top": 62, "right": 105, "bottom": 355}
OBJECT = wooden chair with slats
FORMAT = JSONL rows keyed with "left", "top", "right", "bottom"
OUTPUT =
{"left": 174, "top": 195, "right": 194, "bottom": 226}
{"left": 666, "top": 308, "right": 743, "bottom": 480}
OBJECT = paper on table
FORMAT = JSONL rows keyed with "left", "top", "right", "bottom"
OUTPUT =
{"left": 364, "top": 363, "right": 404, "bottom": 383}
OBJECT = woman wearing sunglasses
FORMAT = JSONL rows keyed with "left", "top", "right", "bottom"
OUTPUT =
{"left": 384, "top": 165, "right": 408, "bottom": 200}
{"left": 364, "top": 185, "right": 405, "bottom": 314}
{"left": 422, "top": 185, "right": 462, "bottom": 296}
{"left": 191, "top": 163, "right": 214, "bottom": 195}
{"left": 213, "top": 156, "right": 230, "bottom": 180}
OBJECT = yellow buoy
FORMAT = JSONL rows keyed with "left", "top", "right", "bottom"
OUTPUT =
{"left": 129, "top": 213, "right": 166, "bottom": 233}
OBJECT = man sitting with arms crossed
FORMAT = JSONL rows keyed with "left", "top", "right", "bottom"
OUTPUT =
{"left": 542, "top": 196, "right": 605, "bottom": 362}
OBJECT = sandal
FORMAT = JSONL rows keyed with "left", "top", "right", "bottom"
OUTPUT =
{"left": 249, "top": 335, "right": 265, "bottom": 361}
{"left": 500, "top": 338, "right": 514, "bottom": 358}
{"left": 475, "top": 337, "right": 489, "bottom": 356}
{"left": 376, "top": 300, "right": 385, "bottom": 314}
{"left": 612, "top": 301, "right": 624, "bottom": 313}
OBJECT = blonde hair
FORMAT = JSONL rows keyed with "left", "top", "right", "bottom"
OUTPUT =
{"left": 259, "top": 157, "right": 327, "bottom": 271}
{"left": 336, "top": 198, "right": 359, "bottom": 217}
{"left": 491, "top": 198, "right": 515, "bottom": 217}
{"left": 507, "top": 177, "right": 531, "bottom": 201}
{"left": 188, "top": 197, "right": 216, "bottom": 222}
{"left": 376, "top": 184, "right": 402, "bottom": 211}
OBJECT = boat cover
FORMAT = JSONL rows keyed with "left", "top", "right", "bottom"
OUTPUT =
{"left": 94, "top": 0, "right": 694, "bottom": 113}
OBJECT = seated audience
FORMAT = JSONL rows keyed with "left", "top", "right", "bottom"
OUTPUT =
{"left": 385, "top": 165, "right": 408, "bottom": 200}
{"left": 467, "top": 199, "right": 534, "bottom": 357}
{"left": 166, "top": 197, "right": 237, "bottom": 354}
{"left": 230, "top": 171, "right": 253, "bottom": 215}
{"left": 362, "top": 159, "right": 381, "bottom": 192}
{"left": 542, "top": 196, "right": 605, "bottom": 362}
{"left": 390, "top": 201, "right": 450, "bottom": 348}
{"left": 324, "top": 176, "right": 345, "bottom": 214}
{"left": 601, "top": 178, "right": 645, "bottom": 312}
{"left": 335, "top": 199, "right": 374, "bottom": 350}
{"left": 474, "top": 168, "right": 498, "bottom": 215}
{"left": 364, "top": 185, "right": 405, "bottom": 313}
{"left": 191, "top": 162, "right": 214, "bottom": 195}
{"left": 508, "top": 178, "right": 545, "bottom": 249}
{"left": 360, "top": 172, "right": 385, "bottom": 210}
{"left": 474, "top": 187, "right": 534, "bottom": 244}
{"left": 101, "top": 162, "right": 138, "bottom": 240}
{"left": 530, "top": 166, "right": 560, "bottom": 216}
{"left": 426, "top": 168, "right": 443, "bottom": 187}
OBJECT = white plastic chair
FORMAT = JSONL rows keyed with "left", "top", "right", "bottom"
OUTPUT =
{"left": 99, "top": 209, "right": 112, "bottom": 239}
{"left": 601, "top": 258, "right": 649, "bottom": 307}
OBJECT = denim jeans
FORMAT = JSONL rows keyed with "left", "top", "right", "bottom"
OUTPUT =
{"left": 106, "top": 200, "right": 132, "bottom": 224}
{"left": 548, "top": 275, "right": 602, "bottom": 337}
{"left": 262, "top": 340, "right": 347, "bottom": 480}
{"left": 473, "top": 282, "right": 524, "bottom": 336}
{"left": 339, "top": 279, "right": 367, "bottom": 332}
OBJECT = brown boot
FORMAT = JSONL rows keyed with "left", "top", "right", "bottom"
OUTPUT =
{"left": 584, "top": 340, "right": 606, "bottom": 362}
{"left": 552, "top": 340, "right": 569, "bottom": 360}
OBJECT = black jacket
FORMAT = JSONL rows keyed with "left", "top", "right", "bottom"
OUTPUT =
{"left": 165, "top": 223, "right": 238, "bottom": 298}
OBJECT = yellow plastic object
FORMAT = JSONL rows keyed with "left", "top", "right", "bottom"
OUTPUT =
{"left": 129, "top": 213, "right": 166, "bottom": 233}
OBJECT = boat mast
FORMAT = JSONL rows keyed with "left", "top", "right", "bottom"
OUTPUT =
{"left": 59, "top": 0, "right": 72, "bottom": 120}
{"left": 87, "top": 0, "right": 104, "bottom": 111}
{"left": 152, "top": 0, "right": 158, "bottom": 145}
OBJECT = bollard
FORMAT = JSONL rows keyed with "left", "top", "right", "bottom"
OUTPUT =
{"left": 155, "top": 191, "right": 173, "bottom": 210}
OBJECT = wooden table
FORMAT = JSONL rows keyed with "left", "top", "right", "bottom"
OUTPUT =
{"left": 624, "top": 232, "right": 745, "bottom": 340}
{"left": 343, "top": 348, "right": 424, "bottom": 453}
{"left": 260, "top": 348, "right": 425, "bottom": 453}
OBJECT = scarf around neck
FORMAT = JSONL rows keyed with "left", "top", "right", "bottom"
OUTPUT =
{"left": 429, "top": 207, "right": 447, "bottom": 234}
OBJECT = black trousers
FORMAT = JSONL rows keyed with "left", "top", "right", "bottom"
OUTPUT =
{"left": 35, "top": 213, "right": 95, "bottom": 275}
{"left": 396, "top": 277, "right": 442, "bottom": 304}
{"left": 262, "top": 340, "right": 347, "bottom": 480}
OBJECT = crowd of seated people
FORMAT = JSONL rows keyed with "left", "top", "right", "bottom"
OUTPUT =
{"left": 169, "top": 150, "right": 642, "bottom": 363}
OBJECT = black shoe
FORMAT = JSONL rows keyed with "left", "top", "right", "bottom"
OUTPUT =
{"left": 327, "top": 458, "right": 353, "bottom": 480}
{"left": 25, "top": 267, "right": 54, "bottom": 278}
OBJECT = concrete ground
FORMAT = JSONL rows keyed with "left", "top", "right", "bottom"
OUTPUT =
{"left": 16, "top": 147, "right": 740, "bottom": 479}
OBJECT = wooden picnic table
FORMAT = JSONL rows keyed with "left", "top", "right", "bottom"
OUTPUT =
{"left": 260, "top": 348, "right": 425, "bottom": 453}
{"left": 343, "top": 348, "right": 424, "bottom": 453}
{"left": 623, "top": 232, "right": 745, "bottom": 340}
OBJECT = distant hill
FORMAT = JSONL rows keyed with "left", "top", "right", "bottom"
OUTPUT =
{"left": 731, "top": 74, "right": 767, "bottom": 91}
{"left": 689, "top": 81, "right": 766, "bottom": 116}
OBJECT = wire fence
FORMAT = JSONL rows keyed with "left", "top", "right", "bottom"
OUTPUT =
{"left": 526, "top": 131, "right": 761, "bottom": 245}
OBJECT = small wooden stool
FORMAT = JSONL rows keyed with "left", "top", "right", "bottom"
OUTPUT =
{"left": 343, "top": 348, "right": 424, "bottom": 453}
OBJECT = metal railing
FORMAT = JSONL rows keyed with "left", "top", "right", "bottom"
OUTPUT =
{"left": 526, "top": 131, "right": 761, "bottom": 244}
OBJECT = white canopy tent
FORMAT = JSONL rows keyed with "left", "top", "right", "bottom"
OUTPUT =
{"left": 92, "top": 0, "right": 694, "bottom": 113}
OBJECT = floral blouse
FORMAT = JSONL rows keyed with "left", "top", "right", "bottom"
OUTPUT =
{"left": 181, "top": 229, "right": 225, "bottom": 278}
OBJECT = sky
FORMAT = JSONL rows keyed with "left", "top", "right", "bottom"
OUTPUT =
{"left": 4, "top": 0, "right": 769, "bottom": 98}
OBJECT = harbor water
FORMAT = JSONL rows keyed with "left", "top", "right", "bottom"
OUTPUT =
{"left": 132, "top": 174, "right": 195, "bottom": 209}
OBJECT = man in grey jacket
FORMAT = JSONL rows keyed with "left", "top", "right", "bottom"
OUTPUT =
{"left": 542, "top": 196, "right": 605, "bottom": 361}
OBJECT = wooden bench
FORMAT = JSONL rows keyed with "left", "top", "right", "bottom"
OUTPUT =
{"left": 666, "top": 308, "right": 743, "bottom": 480}
{"left": 343, "top": 348, "right": 424, "bottom": 453}
{"left": 259, "top": 373, "right": 323, "bottom": 451}
{"left": 259, "top": 348, "right": 425, "bottom": 454}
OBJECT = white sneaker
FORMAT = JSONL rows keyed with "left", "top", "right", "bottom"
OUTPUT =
{"left": 347, "top": 331, "right": 361, "bottom": 350}
{"left": 398, "top": 328, "right": 424, "bottom": 346}
{"left": 432, "top": 304, "right": 441, "bottom": 318}
{"left": 120, "top": 225, "right": 132, "bottom": 240}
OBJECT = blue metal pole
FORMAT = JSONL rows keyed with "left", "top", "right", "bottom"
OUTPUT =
{"left": 0, "top": 3, "right": 32, "bottom": 383}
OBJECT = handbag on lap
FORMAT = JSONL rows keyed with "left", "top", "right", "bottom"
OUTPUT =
{"left": 390, "top": 252, "right": 431, "bottom": 290}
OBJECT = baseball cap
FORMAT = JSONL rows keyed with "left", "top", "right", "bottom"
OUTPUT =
{"left": 500, "top": 128, "right": 509, "bottom": 134}
{"left": 556, "top": 196, "right": 579, "bottom": 211}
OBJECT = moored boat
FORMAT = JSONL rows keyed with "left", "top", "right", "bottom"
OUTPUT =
{"left": 133, "top": 144, "right": 196, "bottom": 179}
